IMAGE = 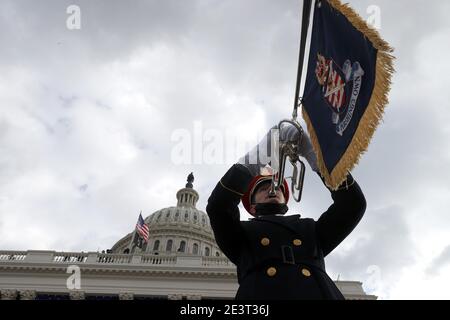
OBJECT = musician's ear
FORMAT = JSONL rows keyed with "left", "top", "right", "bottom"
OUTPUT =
{"left": 249, "top": 204, "right": 256, "bottom": 215}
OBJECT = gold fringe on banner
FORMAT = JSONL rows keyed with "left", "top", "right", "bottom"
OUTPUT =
{"left": 302, "top": 0, "right": 395, "bottom": 190}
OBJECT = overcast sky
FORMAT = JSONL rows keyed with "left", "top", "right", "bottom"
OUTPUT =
{"left": 1, "top": 0, "right": 449, "bottom": 300}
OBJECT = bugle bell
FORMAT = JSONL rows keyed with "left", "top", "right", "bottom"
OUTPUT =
{"left": 268, "top": 119, "right": 306, "bottom": 202}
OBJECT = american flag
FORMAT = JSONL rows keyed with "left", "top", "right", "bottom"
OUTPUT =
{"left": 135, "top": 212, "right": 149, "bottom": 242}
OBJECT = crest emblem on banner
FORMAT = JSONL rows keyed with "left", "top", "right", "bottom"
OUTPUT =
{"left": 315, "top": 53, "right": 365, "bottom": 136}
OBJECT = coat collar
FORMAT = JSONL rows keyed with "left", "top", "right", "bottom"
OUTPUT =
{"left": 250, "top": 214, "right": 302, "bottom": 234}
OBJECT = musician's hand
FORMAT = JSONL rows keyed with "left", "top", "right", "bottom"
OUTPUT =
{"left": 279, "top": 122, "right": 319, "bottom": 172}
{"left": 279, "top": 122, "right": 302, "bottom": 142}
{"left": 238, "top": 122, "right": 319, "bottom": 175}
{"left": 299, "top": 131, "right": 319, "bottom": 172}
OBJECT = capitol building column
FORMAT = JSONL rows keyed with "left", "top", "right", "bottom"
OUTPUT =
{"left": 1, "top": 289, "right": 18, "bottom": 300}
{"left": 118, "top": 292, "right": 134, "bottom": 300}
{"left": 19, "top": 290, "right": 37, "bottom": 300}
{"left": 69, "top": 291, "right": 86, "bottom": 300}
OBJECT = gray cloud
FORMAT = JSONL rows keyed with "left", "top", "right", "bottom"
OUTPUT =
{"left": 324, "top": 206, "right": 416, "bottom": 298}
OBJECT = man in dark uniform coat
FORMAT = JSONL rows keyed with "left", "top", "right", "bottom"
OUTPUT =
{"left": 206, "top": 124, "right": 366, "bottom": 300}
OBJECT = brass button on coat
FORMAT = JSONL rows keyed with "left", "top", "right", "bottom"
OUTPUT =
{"left": 301, "top": 268, "right": 311, "bottom": 277}
{"left": 293, "top": 239, "right": 302, "bottom": 246}
{"left": 266, "top": 267, "right": 277, "bottom": 277}
{"left": 260, "top": 237, "right": 270, "bottom": 246}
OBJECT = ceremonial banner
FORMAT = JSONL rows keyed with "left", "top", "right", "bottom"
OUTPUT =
{"left": 302, "top": 0, "right": 394, "bottom": 189}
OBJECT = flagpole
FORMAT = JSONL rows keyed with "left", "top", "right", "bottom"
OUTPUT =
{"left": 292, "top": 0, "right": 313, "bottom": 120}
{"left": 127, "top": 210, "right": 142, "bottom": 253}
{"left": 127, "top": 229, "right": 138, "bottom": 253}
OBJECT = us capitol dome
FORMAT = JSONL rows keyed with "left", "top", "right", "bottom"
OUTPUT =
{"left": 111, "top": 173, "right": 223, "bottom": 258}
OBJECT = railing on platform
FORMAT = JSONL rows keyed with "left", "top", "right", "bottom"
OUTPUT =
{"left": 0, "top": 250, "right": 234, "bottom": 268}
